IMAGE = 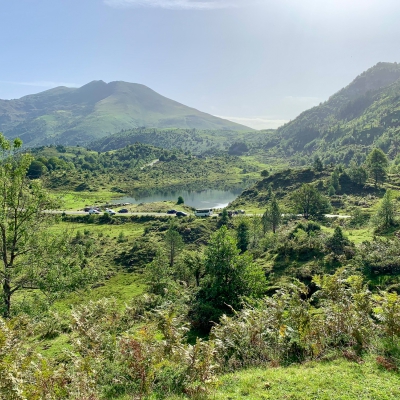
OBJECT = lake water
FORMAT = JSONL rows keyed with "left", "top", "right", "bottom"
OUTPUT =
{"left": 112, "top": 187, "right": 245, "bottom": 209}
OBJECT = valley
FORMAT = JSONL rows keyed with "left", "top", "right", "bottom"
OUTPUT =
{"left": 3, "top": 62, "right": 400, "bottom": 400}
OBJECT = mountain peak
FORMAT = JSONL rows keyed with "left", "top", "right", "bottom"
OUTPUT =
{"left": 335, "top": 62, "right": 400, "bottom": 101}
{"left": 0, "top": 80, "right": 252, "bottom": 147}
{"left": 73, "top": 80, "right": 112, "bottom": 103}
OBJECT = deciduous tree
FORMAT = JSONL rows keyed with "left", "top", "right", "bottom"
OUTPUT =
{"left": 0, "top": 134, "right": 101, "bottom": 317}
{"left": 348, "top": 160, "right": 368, "bottom": 186}
{"left": 291, "top": 184, "right": 331, "bottom": 219}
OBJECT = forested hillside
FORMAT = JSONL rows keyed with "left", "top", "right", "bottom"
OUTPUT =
{"left": 27, "top": 143, "right": 260, "bottom": 197}
{"left": 0, "top": 80, "right": 252, "bottom": 147}
{"left": 256, "top": 62, "right": 400, "bottom": 165}
{"left": 89, "top": 127, "right": 270, "bottom": 155}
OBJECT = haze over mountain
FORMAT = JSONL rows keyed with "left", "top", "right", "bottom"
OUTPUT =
{"left": 260, "top": 62, "right": 400, "bottom": 165}
{"left": 0, "top": 80, "right": 252, "bottom": 146}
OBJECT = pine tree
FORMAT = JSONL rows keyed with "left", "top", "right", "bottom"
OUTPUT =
{"left": 366, "top": 148, "right": 389, "bottom": 187}
{"left": 330, "top": 168, "right": 341, "bottom": 193}
{"left": 313, "top": 156, "right": 323, "bottom": 172}
{"left": 373, "top": 189, "right": 396, "bottom": 229}
{"left": 165, "top": 223, "right": 184, "bottom": 267}
{"left": 236, "top": 219, "right": 250, "bottom": 253}
{"left": 262, "top": 195, "right": 281, "bottom": 234}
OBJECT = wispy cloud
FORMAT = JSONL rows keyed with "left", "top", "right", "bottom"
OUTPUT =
{"left": 104, "top": 0, "right": 243, "bottom": 10}
{"left": 0, "top": 81, "right": 80, "bottom": 88}
{"left": 217, "top": 116, "right": 287, "bottom": 130}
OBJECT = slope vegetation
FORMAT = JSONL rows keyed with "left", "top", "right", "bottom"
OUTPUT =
{"left": 258, "top": 62, "right": 400, "bottom": 165}
{"left": 89, "top": 127, "right": 268, "bottom": 155}
{"left": 0, "top": 80, "right": 252, "bottom": 147}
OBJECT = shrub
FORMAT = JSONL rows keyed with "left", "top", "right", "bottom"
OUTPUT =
{"left": 177, "top": 196, "right": 184, "bottom": 205}
{"left": 359, "top": 238, "right": 400, "bottom": 275}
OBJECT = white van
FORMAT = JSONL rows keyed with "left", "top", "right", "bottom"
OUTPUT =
{"left": 195, "top": 208, "right": 213, "bottom": 217}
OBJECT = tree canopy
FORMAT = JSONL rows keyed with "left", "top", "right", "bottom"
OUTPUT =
{"left": 291, "top": 184, "right": 331, "bottom": 219}
{"left": 0, "top": 134, "right": 102, "bottom": 317}
{"left": 366, "top": 148, "right": 389, "bottom": 187}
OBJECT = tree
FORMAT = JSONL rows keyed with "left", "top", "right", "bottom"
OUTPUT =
{"left": 328, "top": 185, "right": 336, "bottom": 196}
{"left": 249, "top": 216, "right": 262, "bottom": 249}
{"left": 165, "top": 223, "right": 184, "bottom": 267}
{"left": 260, "top": 169, "right": 269, "bottom": 178}
{"left": 291, "top": 183, "right": 331, "bottom": 219}
{"left": 313, "top": 156, "right": 323, "bottom": 172}
{"left": 145, "top": 252, "right": 175, "bottom": 295}
{"left": 325, "top": 226, "right": 352, "bottom": 254}
{"left": 0, "top": 134, "right": 99, "bottom": 317}
{"left": 366, "top": 148, "right": 389, "bottom": 187}
{"left": 348, "top": 160, "right": 368, "bottom": 186}
{"left": 267, "top": 183, "right": 273, "bottom": 199}
{"left": 236, "top": 219, "right": 250, "bottom": 253}
{"left": 330, "top": 168, "right": 341, "bottom": 193}
{"left": 177, "top": 196, "right": 184, "bottom": 205}
{"left": 27, "top": 160, "right": 47, "bottom": 179}
{"left": 195, "top": 226, "right": 266, "bottom": 328}
{"left": 261, "top": 195, "right": 281, "bottom": 234}
{"left": 218, "top": 208, "right": 229, "bottom": 227}
{"left": 182, "top": 250, "right": 205, "bottom": 287}
{"left": 372, "top": 189, "right": 396, "bottom": 230}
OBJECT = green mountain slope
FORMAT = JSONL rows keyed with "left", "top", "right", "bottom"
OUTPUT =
{"left": 259, "top": 62, "right": 400, "bottom": 165}
{"left": 89, "top": 127, "right": 269, "bottom": 155}
{"left": 0, "top": 81, "right": 252, "bottom": 146}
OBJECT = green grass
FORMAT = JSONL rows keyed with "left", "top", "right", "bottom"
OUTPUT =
{"left": 56, "top": 191, "right": 121, "bottom": 210}
{"left": 161, "top": 358, "right": 400, "bottom": 400}
{"left": 209, "top": 358, "right": 400, "bottom": 400}
{"left": 52, "top": 272, "right": 146, "bottom": 313}
{"left": 38, "top": 333, "right": 73, "bottom": 359}
{"left": 321, "top": 226, "right": 374, "bottom": 244}
{"left": 30, "top": 273, "right": 145, "bottom": 360}
{"left": 49, "top": 219, "right": 145, "bottom": 238}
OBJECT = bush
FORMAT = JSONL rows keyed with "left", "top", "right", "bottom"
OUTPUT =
{"left": 212, "top": 271, "right": 376, "bottom": 370}
{"left": 359, "top": 238, "right": 400, "bottom": 275}
{"left": 177, "top": 196, "right": 184, "bottom": 205}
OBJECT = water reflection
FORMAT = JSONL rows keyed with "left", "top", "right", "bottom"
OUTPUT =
{"left": 112, "top": 187, "right": 246, "bottom": 209}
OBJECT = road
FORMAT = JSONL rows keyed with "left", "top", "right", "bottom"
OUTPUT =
{"left": 47, "top": 210, "right": 172, "bottom": 216}
{"left": 49, "top": 210, "right": 351, "bottom": 218}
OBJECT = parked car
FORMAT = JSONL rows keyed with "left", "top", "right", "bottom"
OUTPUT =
{"left": 105, "top": 209, "right": 116, "bottom": 215}
{"left": 118, "top": 208, "right": 129, "bottom": 213}
{"left": 176, "top": 211, "right": 187, "bottom": 217}
{"left": 167, "top": 209, "right": 177, "bottom": 214}
{"left": 88, "top": 209, "right": 100, "bottom": 215}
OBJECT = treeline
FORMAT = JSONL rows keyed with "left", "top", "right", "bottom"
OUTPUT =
{"left": 26, "top": 143, "right": 183, "bottom": 179}
{"left": 88, "top": 126, "right": 266, "bottom": 155}
{"left": 246, "top": 64, "right": 400, "bottom": 166}
{"left": 26, "top": 143, "right": 259, "bottom": 194}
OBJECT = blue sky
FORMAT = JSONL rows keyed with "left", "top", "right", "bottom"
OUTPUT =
{"left": 1, "top": 0, "right": 400, "bottom": 129}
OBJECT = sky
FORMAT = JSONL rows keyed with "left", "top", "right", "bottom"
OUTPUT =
{"left": 1, "top": 0, "right": 400, "bottom": 130}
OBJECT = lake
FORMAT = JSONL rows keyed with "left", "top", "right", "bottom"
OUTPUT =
{"left": 112, "top": 187, "right": 245, "bottom": 209}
